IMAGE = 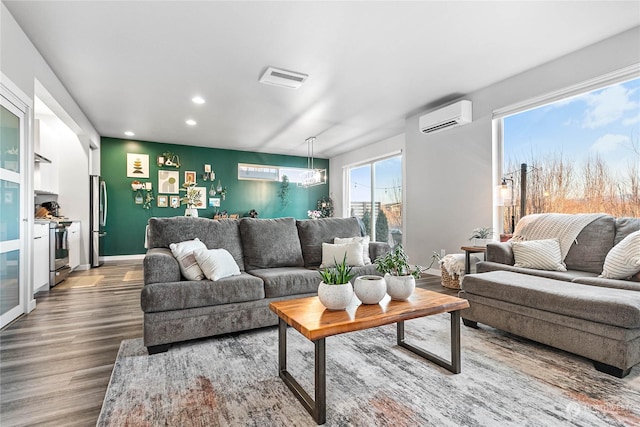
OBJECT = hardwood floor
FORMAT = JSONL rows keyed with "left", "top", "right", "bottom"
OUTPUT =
{"left": 0, "top": 261, "right": 144, "bottom": 427}
{"left": 0, "top": 263, "right": 452, "bottom": 426}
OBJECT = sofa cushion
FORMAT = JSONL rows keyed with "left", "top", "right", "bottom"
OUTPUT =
{"left": 194, "top": 248, "right": 241, "bottom": 281}
{"left": 297, "top": 217, "right": 362, "bottom": 267}
{"left": 147, "top": 217, "right": 245, "bottom": 271}
{"left": 140, "top": 272, "right": 265, "bottom": 313}
{"left": 240, "top": 217, "right": 304, "bottom": 270}
{"left": 335, "top": 235, "right": 372, "bottom": 264}
{"left": 601, "top": 230, "right": 640, "bottom": 280}
{"left": 564, "top": 215, "right": 615, "bottom": 274}
{"left": 248, "top": 267, "right": 322, "bottom": 298}
{"left": 477, "top": 261, "right": 597, "bottom": 282}
{"left": 615, "top": 217, "right": 640, "bottom": 245}
{"left": 512, "top": 239, "right": 566, "bottom": 271}
{"left": 461, "top": 270, "right": 640, "bottom": 328}
{"left": 320, "top": 242, "right": 364, "bottom": 267}
{"left": 169, "top": 238, "right": 206, "bottom": 280}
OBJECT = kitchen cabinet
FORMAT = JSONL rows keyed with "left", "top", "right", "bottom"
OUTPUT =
{"left": 68, "top": 222, "right": 80, "bottom": 271}
{"left": 34, "top": 119, "right": 59, "bottom": 195}
{"left": 33, "top": 223, "right": 50, "bottom": 292}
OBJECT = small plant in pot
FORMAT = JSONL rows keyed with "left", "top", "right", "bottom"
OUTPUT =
{"left": 317, "top": 254, "right": 355, "bottom": 310}
{"left": 469, "top": 227, "right": 494, "bottom": 247}
{"left": 374, "top": 244, "right": 421, "bottom": 301}
{"left": 353, "top": 275, "right": 387, "bottom": 305}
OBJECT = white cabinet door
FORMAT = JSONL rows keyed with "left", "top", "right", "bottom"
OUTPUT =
{"left": 68, "top": 222, "right": 80, "bottom": 271}
{"left": 33, "top": 224, "right": 50, "bottom": 292}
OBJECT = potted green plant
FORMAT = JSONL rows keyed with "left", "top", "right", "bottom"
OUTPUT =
{"left": 469, "top": 227, "right": 494, "bottom": 247}
{"left": 374, "top": 244, "right": 421, "bottom": 301}
{"left": 317, "top": 254, "right": 355, "bottom": 310}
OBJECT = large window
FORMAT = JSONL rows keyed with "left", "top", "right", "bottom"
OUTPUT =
{"left": 347, "top": 154, "right": 402, "bottom": 246}
{"left": 499, "top": 76, "right": 640, "bottom": 232}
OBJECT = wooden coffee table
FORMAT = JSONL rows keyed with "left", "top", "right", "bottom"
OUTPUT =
{"left": 269, "top": 288, "right": 470, "bottom": 424}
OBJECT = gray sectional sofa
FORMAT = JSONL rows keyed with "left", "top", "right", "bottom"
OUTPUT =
{"left": 142, "top": 216, "right": 389, "bottom": 354}
{"left": 460, "top": 215, "right": 640, "bottom": 377}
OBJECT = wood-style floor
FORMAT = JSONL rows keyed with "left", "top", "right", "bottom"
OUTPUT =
{"left": 0, "top": 262, "right": 451, "bottom": 426}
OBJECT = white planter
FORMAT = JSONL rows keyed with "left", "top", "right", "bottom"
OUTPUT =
{"left": 354, "top": 275, "right": 387, "bottom": 304}
{"left": 472, "top": 238, "right": 489, "bottom": 247}
{"left": 318, "top": 281, "right": 354, "bottom": 310}
{"left": 185, "top": 207, "right": 198, "bottom": 217}
{"left": 385, "top": 274, "right": 415, "bottom": 301}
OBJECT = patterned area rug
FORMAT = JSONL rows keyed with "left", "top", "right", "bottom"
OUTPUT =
{"left": 98, "top": 315, "right": 640, "bottom": 426}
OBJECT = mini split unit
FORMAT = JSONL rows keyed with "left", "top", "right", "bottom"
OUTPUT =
{"left": 419, "top": 100, "right": 472, "bottom": 134}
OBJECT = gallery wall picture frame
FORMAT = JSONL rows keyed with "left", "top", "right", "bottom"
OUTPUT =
{"left": 158, "top": 170, "right": 180, "bottom": 194}
{"left": 193, "top": 187, "right": 207, "bottom": 208}
{"left": 169, "top": 195, "right": 180, "bottom": 208}
{"left": 127, "top": 153, "right": 150, "bottom": 178}
{"left": 157, "top": 195, "right": 168, "bottom": 207}
{"left": 184, "top": 171, "right": 196, "bottom": 185}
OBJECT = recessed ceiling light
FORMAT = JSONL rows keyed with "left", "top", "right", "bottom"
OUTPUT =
{"left": 124, "top": 131, "right": 135, "bottom": 136}
{"left": 192, "top": 96, "right": 205, "bottom": 104}
{"left": 186, "top": 119, "right": 197, "bottom": 126}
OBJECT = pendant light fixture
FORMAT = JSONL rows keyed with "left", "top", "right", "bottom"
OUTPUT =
{"left": 299, "top": 136, "right": 327, "bottom": 187}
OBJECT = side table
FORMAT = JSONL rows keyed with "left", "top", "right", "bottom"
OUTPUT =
{"left": 460, "top": 246, "right": 487, "bottom": 275}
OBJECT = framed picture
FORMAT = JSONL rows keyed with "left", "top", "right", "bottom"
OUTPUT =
{"left": 158, "top": 170, "right": 179, "bottom": 194}
{"left": 193, "top": 187, "right": 207, "bottom": 208}
{"left": 127, "top": 153, "right": 149, "bottom": 178}
{"left": 169, "top": 195, "right": 180, "bottom": 208}
{"left": 210, "top": 197, "right": 221, "bottom": 207}
{"left": 184, "top": 171, "right": 196, "bottom": 185}
{"left": 157, "top": 195, "right": 168, "bottom": 207}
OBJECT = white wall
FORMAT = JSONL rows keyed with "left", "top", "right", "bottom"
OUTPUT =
{"left": 330, "top": 133, "right": 405, "bottom": 218}
{"left": 403, "top": 26, "right": 640, "bottom": 265}
{"left": 1, "top": 3, "right": 99, "bottom": 270}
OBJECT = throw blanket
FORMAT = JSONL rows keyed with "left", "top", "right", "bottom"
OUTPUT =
{"left": 511, "top": 213, "right": 606, "bottom": 260}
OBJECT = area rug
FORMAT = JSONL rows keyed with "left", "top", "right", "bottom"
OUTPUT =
{"left": 98, "top": 315, "right": 640, "bottom": 426}
{"left": 55, "top": 275, "right": 104, "bottom": 289}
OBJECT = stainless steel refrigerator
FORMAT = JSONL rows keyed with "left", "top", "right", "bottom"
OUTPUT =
{"left": 90, "top": 175, "right": 107, "bottom": 267}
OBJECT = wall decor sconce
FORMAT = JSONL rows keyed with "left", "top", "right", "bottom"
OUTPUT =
{"left": 157, "top": 156, "right": 165, "bottom": 167}
{"left": 203, "top": 164, "right": 215, "bottom": 181}
{"left": 160, "top": 152, "right": 180, "bottom": 168}
{"left": 131, "top": 180, "right": 144, "bottom": 191}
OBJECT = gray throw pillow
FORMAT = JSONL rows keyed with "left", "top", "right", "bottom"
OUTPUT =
{"left": 239, "top": 217, "right": 304, "bottom": 269}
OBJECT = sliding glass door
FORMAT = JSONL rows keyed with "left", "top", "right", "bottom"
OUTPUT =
{"left": 1, "top": 94, "right": 26, "bottom": 328}
{"left": 347, "top": 154, "right": 402, "bottom": 246}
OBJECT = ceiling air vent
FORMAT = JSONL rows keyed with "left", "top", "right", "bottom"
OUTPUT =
{"left": 259, "top": 67, "right": 308, "bottom": 89}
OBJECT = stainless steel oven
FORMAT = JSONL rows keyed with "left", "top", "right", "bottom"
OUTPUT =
{"left": 50, "top": 222, "right": 70, "bottom": 286}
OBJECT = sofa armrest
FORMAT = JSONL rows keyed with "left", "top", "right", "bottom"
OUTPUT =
{"left": 485, "top": 242, "right": 515, "bottom": 265}
{"left": 369, "top": 242, "right": 391, "bottom": 262}
{"left": 143, "top": 248, "right": 181, "bottom": 285}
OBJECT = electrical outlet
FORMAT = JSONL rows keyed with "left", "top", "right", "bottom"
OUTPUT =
{"left": 440, "top": 249, "right": 446, "bottom": 258}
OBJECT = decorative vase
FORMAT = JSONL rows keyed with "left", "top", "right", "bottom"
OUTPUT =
{"left": 354, "top": 275, "right": 387, "bottom": 304}
{"left": 385, "top": 273, "right": 415, "bottom": 301}
{"left": 473, "top": 238, "right": 489, "bottom": 247}
{"left": 317, "top": 281, "right": 354, "bottom": 310}
{"left": 185, "top": 207, "right": 198, "bottom": 217}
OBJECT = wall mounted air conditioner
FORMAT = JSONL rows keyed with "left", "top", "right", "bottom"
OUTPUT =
{"left": 419, "top": 100, "right": 472, "bottom": 134}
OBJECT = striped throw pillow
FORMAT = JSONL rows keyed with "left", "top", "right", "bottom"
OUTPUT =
{"left": 169, "top": 238, "right": 207, "bottom": 280}
{"left": 600, "top": 230, "right": 640, "bottom": 280}
{"left": 512, "top": 238, "right": 567, "bottom": 272}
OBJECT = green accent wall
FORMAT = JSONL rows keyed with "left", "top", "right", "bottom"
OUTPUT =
{"left": 100, "top": 137, "right": 329, "bottom": 256}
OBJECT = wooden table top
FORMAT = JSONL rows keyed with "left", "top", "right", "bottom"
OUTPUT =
{"left": 460, "top": 246, "right": 487, "bottom": 253}
{"left": 269, "top": 288, "right": 470, "bottom": 341}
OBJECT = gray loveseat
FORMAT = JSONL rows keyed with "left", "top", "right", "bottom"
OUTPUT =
{"left": 459, "top": 215, "right": 640, "bottom": 377}
{"left": 142, "top": 216, "right": 389, "bottom": 354}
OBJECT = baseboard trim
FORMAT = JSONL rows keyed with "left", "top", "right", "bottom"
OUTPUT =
{"left": 101, "top": 254, "right": 145, "bottom": 262}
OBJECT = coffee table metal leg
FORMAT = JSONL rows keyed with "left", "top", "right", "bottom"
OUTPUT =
{"left": 278, "top": 318, "right": 326, "bottom": 424}
{"left": 396, "top": 310, "right": 462, "bottom": 374}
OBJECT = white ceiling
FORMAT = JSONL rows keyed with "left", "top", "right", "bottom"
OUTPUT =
{"left": 4, "top": 1, "right": 640, "bottom": 158}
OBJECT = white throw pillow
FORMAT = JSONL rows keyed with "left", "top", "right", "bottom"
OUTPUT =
{"left": 600, "top": 230, "right": 640, "bottom": 279}
{"left": 512, "top": 239, "right": 567, "bottom": 272}
{"left": 335, "top": 236, "right": 372, "bottom": 265}
{"left": 320, "top": 242, "right": 364, "bottom": 267}
{"left": 194, "top": 248, "right": 241, "bottom": 281}
{"left": 169, "top": 238, "right": 207, "bottom": 280}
